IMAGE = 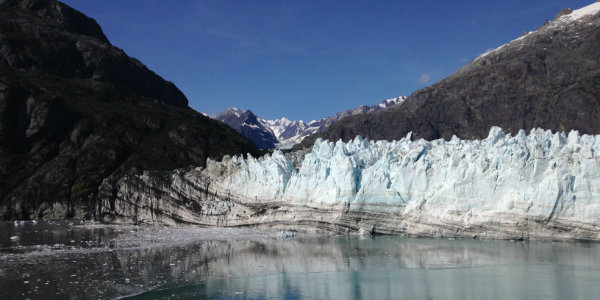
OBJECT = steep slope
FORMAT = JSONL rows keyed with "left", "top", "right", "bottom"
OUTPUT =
{"left": 215, "top": 108, "right": 278, "bottom": 149}
{"left": 299, "top": 3, "right": 600, "bottom": 148}
{"left": 0, "top": 0, "right": 260, "bottom": 220}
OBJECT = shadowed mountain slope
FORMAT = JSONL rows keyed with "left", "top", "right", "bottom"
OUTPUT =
{"left": 0, "top": 0, "right": 260, "bottom": 220}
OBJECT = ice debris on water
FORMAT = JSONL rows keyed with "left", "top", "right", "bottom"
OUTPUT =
{"left": 10, "top": 235, "right": 20, "bottom": 241}
{"left": 276, "top": 231, "right": 297, "bottom": 240}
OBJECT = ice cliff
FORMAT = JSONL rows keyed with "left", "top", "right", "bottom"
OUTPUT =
{"left": 98, "top": 127, "right": 600, "bottom": 240}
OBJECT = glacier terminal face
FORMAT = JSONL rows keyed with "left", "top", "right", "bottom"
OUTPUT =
{"left": 99, "top": 127, "right": 600, "bottom": 240}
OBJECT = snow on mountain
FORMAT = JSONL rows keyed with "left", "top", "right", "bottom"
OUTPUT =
{"left": 215, "top": 108, "right": 278, "bottom": 149}
{"left": 215, "top": 96, "right": 405, "bottom": 149}
{"left": 264, "top": 117, "right": 292, "bottom": 139}
{"left": 560, "top": 2, "right": 600, "bottom": 21}
{"left": 477, "top": 2, "right": 600, "bottom": 60}
{"left": 265, "top": 96, "right": 406, "bottom": 149}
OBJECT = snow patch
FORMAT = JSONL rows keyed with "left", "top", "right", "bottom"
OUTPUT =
{"left": 225, "top": 107, "right": 244, "bottom": 118}
{"left": 475, "top": 3, "right": 599, "bottom": 61}
{"left": 476, "top": 31, "right": 532, "bottom": 60}
{"left": 561, "top": 2, "right": 600, "bottom": 21}
{"left": 241, "top": 122, "right": 260, "bottom": 129}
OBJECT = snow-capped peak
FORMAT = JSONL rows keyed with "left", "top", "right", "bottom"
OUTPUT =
{"left": 560, "top": 2, "right": 600, "bottom": 21}
{"left": 224, "top": 107, "right": 245, "bottom": 117}
{"left": 260, "top": 95, "right": 407, "bottom": 149}
{"left": 379, "top": 96, "right": 407, "bottom": 108}
{"left": 217, "top": 95, "right": 406, "bottom": 149}
{"left": 476, "top": 3, "right": 600, "bottom": 60}
{"left": 290, "top": 120, "right": 306, "bottom": 127}
{"left": 265, "top": 117, "right": 291, "bottom": 127}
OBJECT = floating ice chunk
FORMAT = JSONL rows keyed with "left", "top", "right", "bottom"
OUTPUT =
{"left": 358, "top": 226, "right": 373, "bottom": 236}
{"left": 10, "top": 235, "right": 20, "bottom": 241}
{"left": 276, "top": 231, "right": 297, "bottom": 240}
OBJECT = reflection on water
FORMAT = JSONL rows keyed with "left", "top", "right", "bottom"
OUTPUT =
{"left": 1, "top": 221, "right": 599, "bottom": 300}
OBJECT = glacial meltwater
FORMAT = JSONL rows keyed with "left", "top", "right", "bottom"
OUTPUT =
{"left": 1, "top": 221, "right": 599, "bottom": 300}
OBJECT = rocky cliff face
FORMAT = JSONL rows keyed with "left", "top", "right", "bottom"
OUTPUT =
{"left": 98, "top": 127, "right": 600, "bottom": 240}
{"left": 0, "top": 0, "right": 260, "bottom": 220}
{"left": 299, "top": 3, "right": 600, "bottom": 148}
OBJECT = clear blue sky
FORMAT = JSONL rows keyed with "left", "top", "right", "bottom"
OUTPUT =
{"left": 62, "top": 0, "right": 590, "bottom": 122}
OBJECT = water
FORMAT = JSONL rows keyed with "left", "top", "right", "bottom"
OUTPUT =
{"left": 1, "top": 221, "right": 599, "bottom": 300}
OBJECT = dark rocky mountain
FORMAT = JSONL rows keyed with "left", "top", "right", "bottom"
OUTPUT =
{"left": 215, "top": 107, "right": 278, "bottom": 149}
{"left": 299, "top": 4, "right": 600, "bottom": 148}
{"left": 0, "top": 0, "right": 260, "bottom": 220}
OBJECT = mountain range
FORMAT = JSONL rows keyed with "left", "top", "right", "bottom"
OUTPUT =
{"left": 215, "top": 96, "right": 405, "bottom": 149}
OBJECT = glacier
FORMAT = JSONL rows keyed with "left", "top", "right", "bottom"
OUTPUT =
{"left": 98, "top": 127, "right": 600, "bottom": 240}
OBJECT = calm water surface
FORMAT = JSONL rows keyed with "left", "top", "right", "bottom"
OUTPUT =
{"left": 1, "top": 221, "right": 599, "bottom": 300}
